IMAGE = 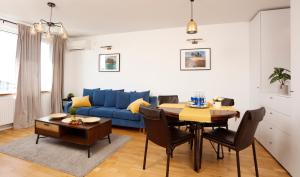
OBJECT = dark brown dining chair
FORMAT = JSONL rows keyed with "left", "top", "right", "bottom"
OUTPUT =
{"left": 139, "top": 106, "right": 194, "bottom": 177}
{"left": 158, "top": 95, "right": 179, "bottom": 105}
{"left": 158, "top": 95, "right": 188, "bottom": 127}
{"left": 201, "top": 98, "right": 235, "bottom": 158}
{"left": 200, "top": 107, "right": 266, "bottom": 177}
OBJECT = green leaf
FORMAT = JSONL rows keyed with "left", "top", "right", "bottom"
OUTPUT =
{"left": 269, "top": 72, "right": 277, "bottom": 80}
{"left": 269, "top": 67, "right": 291, "bottom": 84}
{"left": 282, "top": 73, "right": 291, "bottom": 80}
{"left": 270, "top": 76, "right": 280, "bottom": 84}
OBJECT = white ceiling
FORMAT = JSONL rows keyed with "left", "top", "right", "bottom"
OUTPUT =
{"left": 0, "top": 0, "right": 289, "bottom": 37}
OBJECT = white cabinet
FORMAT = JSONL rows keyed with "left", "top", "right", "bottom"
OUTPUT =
{"left": 250, "top": 9, "right": 290, "bottom": 95}
{"left": 260, "top": 9, "right": 291, "bottom": 93}
{"left": 250, "top": 8, "right": 293, "bottom": 174}
{"left": 249, "top": 12, "right": 261, "bottom": 109}
{"left": 255, "top": 96, "right": 293, "bottom": 172}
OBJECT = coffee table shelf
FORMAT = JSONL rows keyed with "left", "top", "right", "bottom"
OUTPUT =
{"left": 35, "top": 116, "right": 112, "bottom": 158}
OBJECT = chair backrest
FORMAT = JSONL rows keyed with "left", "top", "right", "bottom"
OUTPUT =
{"left": 139, "top": 106, "right": 171, "bottom": 148}
{"left": 221, "top": 98, "right": 235, "bottom": 106}
{"left": 234, "top": 107, "right": 266, "bottom": 150}
{"left": 158, "top": 95, "right": 179, "bottom": 105}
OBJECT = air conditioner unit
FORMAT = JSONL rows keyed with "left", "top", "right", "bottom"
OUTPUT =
{"left": 67, "top": 39, "right": 91, "bottom": 51}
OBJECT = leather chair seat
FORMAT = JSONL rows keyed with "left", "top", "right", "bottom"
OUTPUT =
{"left": 169, "top": 127, "right": 194, "bottom": 145}
{"left": 167, "top": 119, "right": 189, "bottom": 126}
{"left": 201, "top": 121, "right": 228, "bottom": 128}
{"left": 203, "top": 128, "right": 236, "bottom": 146}
{"left": 200, "top": 107, "right": 266, "bottom": 177}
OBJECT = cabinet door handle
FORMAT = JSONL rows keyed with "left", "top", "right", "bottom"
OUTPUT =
{"left": 290, "top": 90, "right": 295, "bottom": 93}
{"left": 269, "top": 112, "right": 273, "bottom": 115}
{"left": 270, "top": 97, "right": 273, "bottom": 99}
{"left": 269, "top": 127, "right": 272, "bottom": 130}
{"left": 43, "top": 123, "right": 50, "bottom": 126}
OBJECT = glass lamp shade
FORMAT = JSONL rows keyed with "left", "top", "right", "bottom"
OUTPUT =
{"left": 30, "top": 26, "right": 37, "bottom": 35}
{"left": 46, "top": 31, "right": 52, "bottom": 39}
{"left": 59, "top": 26, "right": 65, "bottom": 35}
{"left": 62, "top": 32, "right": 68, "bottom": 39}
{"left": 36, "top": 21, "right": 44, "bottom": 32}
{"left": 186, "top": 19, "right": 198, "bottom": 34}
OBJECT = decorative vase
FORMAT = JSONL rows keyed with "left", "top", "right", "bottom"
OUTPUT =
{"left": 279, "top": 85, "right": 289, "bottom": 95}
{"left": 71, "top": 115, "right": 76, "bottom": 121}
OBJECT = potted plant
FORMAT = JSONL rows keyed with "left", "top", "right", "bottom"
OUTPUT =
{"left": 67, "top": 93, "right": 75, "bottom": 101}
{"left": 269, "top": 67, "right": 291, "bottom": 95}
{"left": 69, "top": 107, "right": 77, "bottom": 121}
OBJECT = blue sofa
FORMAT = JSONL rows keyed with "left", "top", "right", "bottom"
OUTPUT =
{"left": 64, "top": 89, "right": 157, "bottom": 129}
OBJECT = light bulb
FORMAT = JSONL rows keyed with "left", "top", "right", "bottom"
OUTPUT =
{"left": 30, "top": 25, "right": 36, "bottom": 35}
{"left": 46, "top": 31, "right": 52, "bottom": 39}
{"left": 59, "top": 26, "right": 65, "bottom": 35}
{"left": 36, "top": 21, "right": 44, "bottom": 32}
{"left": 62, "top": 32, "right": 68, "bottom": 39}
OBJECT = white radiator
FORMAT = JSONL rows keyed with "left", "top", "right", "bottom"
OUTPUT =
{"left": 0, "top": 93, "right": 51, "bottom": 127}
{"left": 0, "top": 96, "right": 15, "bottom": 126}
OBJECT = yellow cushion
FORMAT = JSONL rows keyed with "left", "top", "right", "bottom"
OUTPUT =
{"left": 71, "top": 96, "right": 92, "bottom": 108}
{"left": 127, "top": 98, "right": 151, "bottom": 114}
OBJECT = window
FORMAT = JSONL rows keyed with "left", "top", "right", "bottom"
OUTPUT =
{"left": 41, "top": 39, "right": 53, "bottom": 91}
{"left": 0, "top": 30, "right": 17, "bottom": 94}
{"left": 0, "top": 26, "right": 52, "bottom": 94}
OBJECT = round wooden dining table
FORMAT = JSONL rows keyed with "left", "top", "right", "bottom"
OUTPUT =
{"left": 160, "top": 106, "right": 239, "bottom": 172}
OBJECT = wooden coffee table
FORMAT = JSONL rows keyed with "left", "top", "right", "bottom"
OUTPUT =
{"left": 35, "top": 116, "right": 112, "bottom": 158}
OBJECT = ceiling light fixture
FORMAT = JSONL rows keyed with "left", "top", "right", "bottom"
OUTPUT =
{"left": 187, "top": 38, "right": 203, "bottom": 44}
{"left": 186, "top": 0, "right": 198, "bottom": 34}
{"left": 100, "top": 46, "right": 112, "bottom": 50}
{"left": 30, "top": 2, "right": 68, "bottom": 39}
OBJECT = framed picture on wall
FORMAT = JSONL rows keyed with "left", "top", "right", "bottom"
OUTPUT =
{"left": 98, "top": 53, "right": 120, "bottom": 72}
{"left": 180, "top": 48, "right": 211, "bottom": 71}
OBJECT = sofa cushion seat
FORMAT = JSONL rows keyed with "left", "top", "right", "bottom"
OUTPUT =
{"left": 76, "top": 107, "right": 94, "bottom": 116}
{"left": 89, "top": 107, "right": 119, "bottom": 118}
{"left": 113, "top": 109, "right": 142, "bottom": 121}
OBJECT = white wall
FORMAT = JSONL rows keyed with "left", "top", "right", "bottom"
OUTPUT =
{"left": 290, "top": 0, "right": 300, "bottom": 176}
{"left": 64, "top": 22, "right": 250, "bottom": 130}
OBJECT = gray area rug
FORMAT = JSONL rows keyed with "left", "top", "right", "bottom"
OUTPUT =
{"left": 0, "top": 134, "right": 130, "bottom": 177}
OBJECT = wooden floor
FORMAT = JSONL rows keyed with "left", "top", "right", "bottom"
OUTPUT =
{"left": 0, "top": 127, "right": 290, "bottom": 177}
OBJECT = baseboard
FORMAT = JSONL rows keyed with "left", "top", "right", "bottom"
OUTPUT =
{"left": 0, "top": 123, "right": 13, "bottom": 131}
{"left": 255, "top": 138, "right": 292, "bottom": 177}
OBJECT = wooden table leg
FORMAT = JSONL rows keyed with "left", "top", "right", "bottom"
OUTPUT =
{"left": 199, "top": 127, "right": 204, "bottom": 169}
{"left": 108, "top": 134, "right": 111, "bottom": 144}
{"left": 193, "top": 124, "right": 204, "bottom": 172}
{"left": 88, "top": 146, "right": 91, "bottom": 158}
{"left": 194, "top": 124, "right": 200, "bottom": 172}
{"left": 36, "top": 134, "right": 40, "bottom": 144}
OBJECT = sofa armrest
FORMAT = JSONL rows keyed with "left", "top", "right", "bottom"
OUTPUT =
{"left": 63, "top": 101, "right": 72, "bottom": 113}
{"left": 149, "top": 96, "right": 157, "bottom": 107}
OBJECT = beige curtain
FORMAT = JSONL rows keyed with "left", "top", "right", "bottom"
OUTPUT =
{"left": 14, "top": 24, "right": 41, "bottom": 129}
{"left": 51, "top": 36, "right": 65, "bottom": 113}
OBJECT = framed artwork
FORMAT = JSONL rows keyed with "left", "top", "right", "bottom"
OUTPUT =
{"left": 99, "top": 53, "right": 120, "bottom": 72}
{"left": 180, "top": 48, "right": 211, "bottom": 71}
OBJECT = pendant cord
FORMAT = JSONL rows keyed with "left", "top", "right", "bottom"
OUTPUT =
{"left": 191, "top": 0, "right": 194, "bottom": 20}
{"left": 50, "top": 6, "right": 53, "bottom": 22}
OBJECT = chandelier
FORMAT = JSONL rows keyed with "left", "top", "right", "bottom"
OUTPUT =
{"left": 30, "top": 2, "right": 68, "bottom": 39}
{"left": 186, "top": 0, "right": 198, "bottom": 34}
